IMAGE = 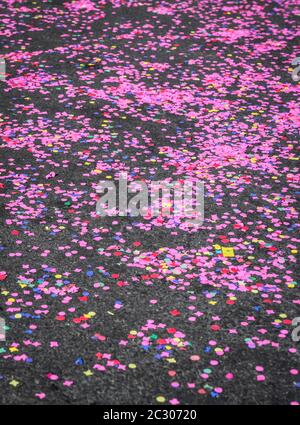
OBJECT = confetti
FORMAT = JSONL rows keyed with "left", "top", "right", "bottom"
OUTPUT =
{"left": 0, "top": 0, "right": 299, "bottom": 407}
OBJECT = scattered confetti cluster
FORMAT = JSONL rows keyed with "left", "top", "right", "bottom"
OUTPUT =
{"left": 0, "top": 0, "right": 300, "bottom": 405}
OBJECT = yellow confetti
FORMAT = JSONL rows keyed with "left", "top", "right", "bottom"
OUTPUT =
{"left": 222, "top": 247, "right": 235, "bottom": 257}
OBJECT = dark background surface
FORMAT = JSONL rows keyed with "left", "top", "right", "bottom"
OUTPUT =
{"left": 0, "top": 0, "right": 299, "bottom": 405}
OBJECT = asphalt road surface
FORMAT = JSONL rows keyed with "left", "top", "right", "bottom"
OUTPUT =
{"left": 0, "top": 0, "right": 299, "bottom": 405}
